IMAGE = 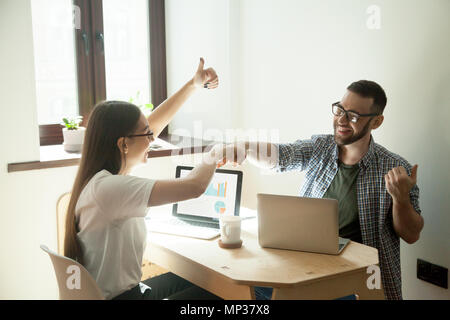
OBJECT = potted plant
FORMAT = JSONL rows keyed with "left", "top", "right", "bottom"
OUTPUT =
{"left": 61, "top": 116, "right": 85, "bottom": 152}
{"left": 129, "top": 91, "right": 154, "bottom": 117}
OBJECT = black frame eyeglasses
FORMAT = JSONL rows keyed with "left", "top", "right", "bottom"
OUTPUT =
{"left": 332, "top": 102, "right": 380, "bottom": 123}
{"left": 127, "top": 130, "right": 154, "bottom": 139}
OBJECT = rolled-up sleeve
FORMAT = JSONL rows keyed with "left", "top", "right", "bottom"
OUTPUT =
{"left": 409, "top": 184, "right": 421, "bottom": 215}
{"left": 274, "top": 138, "right": 314, "bottom": 172}
{"left": 404, "top": 163, "right": 422, "bottom": 215}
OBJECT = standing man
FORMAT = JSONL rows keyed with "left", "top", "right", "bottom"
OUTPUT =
{"left": 224, "top": 80, "right": 424, "bottom": 300}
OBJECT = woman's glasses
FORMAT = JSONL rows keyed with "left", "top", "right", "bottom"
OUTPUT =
{"left": 127, "top": 130, "right": 154, "bottom": 139}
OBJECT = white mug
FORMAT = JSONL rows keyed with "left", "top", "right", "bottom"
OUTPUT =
{"left": 219, "top": 215, "right": 242, "bottom": 244}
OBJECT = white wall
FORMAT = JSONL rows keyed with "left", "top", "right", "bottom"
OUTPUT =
{"left": 165, "top": 0, "right": 236, "bottom": 138}
{"left": 243, "top": 0, "right": 450, "bottom": 299}
{"left": 0, "top": 0, "right": 448, "bottom": 299}
{"left": 0, "top": 0, "right": 56, "bottom": 299}
{"left": 167, "top": 0, "right": 450, "bottom": 299}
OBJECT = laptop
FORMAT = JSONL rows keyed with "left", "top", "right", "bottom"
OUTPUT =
{"left": 257, "top": 193, "right": 350, "bottom": 255}
{"left": 146, "top": 166, "right": 243, "bottom": 239}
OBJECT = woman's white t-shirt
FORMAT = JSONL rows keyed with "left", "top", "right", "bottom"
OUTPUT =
{"left": 75, "top": 169, "right": 155, "bottom": 299}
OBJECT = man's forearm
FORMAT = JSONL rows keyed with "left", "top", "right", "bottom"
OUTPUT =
{"left": 392, "top": 196, "right": 424, "bottom": 244}
{"left": 244, "top": 141, "right": 279, "bottom": 169}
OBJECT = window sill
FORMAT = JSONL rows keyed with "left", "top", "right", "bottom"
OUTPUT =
{"left": 7, "top": 134, "right": 215, "bottom": 173}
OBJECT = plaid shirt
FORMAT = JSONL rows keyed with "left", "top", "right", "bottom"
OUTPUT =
{"left": 275, "top": 134, "right": 422, "bottom": 300}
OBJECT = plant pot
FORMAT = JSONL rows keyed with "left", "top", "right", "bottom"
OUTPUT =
{"left": 62, "top": 127, "right": 86, "bottom": 152}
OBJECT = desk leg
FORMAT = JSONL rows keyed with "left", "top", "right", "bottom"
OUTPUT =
{"left": 272, "top": 269, "right": 385, "bottom": 300}
{"left": 147, "top": 245, "right": 255, "bottom": 300}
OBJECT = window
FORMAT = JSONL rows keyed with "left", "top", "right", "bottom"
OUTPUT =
{"left": 31, "top": 0, "right": 167, "bottom": 146}
{"left": 103, "top": 0, "right": 151, "bottom": 102}
{"left": 31, "top": 0, "right": 79, "bottom": 126}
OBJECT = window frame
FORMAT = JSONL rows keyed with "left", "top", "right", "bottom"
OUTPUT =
{"left": 38, "top": 0, "right": 168, "bottom": 146}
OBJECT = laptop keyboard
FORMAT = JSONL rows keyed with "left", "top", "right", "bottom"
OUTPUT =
{"left": 169, "top": 218, "right": 219, "bottom": 229}
{"left": 145, "top": 217, "right": 220, "bottom": 239}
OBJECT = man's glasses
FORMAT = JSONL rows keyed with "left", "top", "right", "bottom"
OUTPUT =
{"left": 332, "top": 102, "right": 379, "bottom": 123}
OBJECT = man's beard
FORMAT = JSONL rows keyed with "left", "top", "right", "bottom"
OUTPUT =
{"left": 333, "top": 119, "right": 372, "bottom": 146}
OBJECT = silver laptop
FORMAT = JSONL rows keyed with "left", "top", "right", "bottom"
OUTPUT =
{"left": 257, "top": 193, "right": 350, "bottom": 255}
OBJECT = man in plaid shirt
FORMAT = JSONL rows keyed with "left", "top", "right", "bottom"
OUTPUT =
{"left": 222, "top": 80, "right": 424, "bottom": 300}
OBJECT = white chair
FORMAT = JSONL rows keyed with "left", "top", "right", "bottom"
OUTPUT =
{"left": 56, "top": 192, "right": 71, "bottom": 255}
{"left": 40, "top": 244, "right": 104, "bottom": 300}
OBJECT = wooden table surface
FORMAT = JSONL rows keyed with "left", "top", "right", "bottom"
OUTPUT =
{"left": 144, "top": 207, "right": 384, "bottom": 299}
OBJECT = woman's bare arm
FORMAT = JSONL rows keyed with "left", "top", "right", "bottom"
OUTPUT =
{"left": 147, "top": 146, "right": 222, "bottom": 207}
{"left": 147, "top": 58, "right": 218, "bottom": 138}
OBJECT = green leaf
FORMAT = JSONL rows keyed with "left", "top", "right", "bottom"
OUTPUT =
{"left": 61, "top": 116, "right": 83, "bottom": 129}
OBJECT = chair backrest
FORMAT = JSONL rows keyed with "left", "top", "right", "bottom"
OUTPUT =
{"left": 56, "top": 192, "right": 71, "bottom": 255}
{"left": 40, "top": 244, "right": 104, "bottom": 300}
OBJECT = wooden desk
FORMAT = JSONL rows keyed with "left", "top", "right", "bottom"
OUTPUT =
{"left": 144, "top": 208, "right": 384, "bottom": 300}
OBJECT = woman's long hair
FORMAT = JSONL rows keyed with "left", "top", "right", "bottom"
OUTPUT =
{"left": 64, "top": 101, "right": 142, "bottom": 263}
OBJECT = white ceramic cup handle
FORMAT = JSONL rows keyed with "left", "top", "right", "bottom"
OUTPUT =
{"left": 221, "top": 224, "right": 230, "bottom": 238}
{"left": 226, "top": 225, "right": 231, "bottom": 237}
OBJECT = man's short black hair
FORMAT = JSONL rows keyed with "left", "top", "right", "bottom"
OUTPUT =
{"left": 347, "top": 80, "right": 387, "bottom": 114}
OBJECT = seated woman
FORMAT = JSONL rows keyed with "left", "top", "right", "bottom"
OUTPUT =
{"left": 64, "top": 59, "right": 223, "bottom": 300}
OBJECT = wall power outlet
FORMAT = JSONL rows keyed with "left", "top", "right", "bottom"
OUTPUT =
{"left": 417, "top": 259, "right": 448, "bottom": 289}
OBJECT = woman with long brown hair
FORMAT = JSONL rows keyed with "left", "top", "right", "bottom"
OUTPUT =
{"left": 64, "top": 58, "right": 223, "bottom": 300}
